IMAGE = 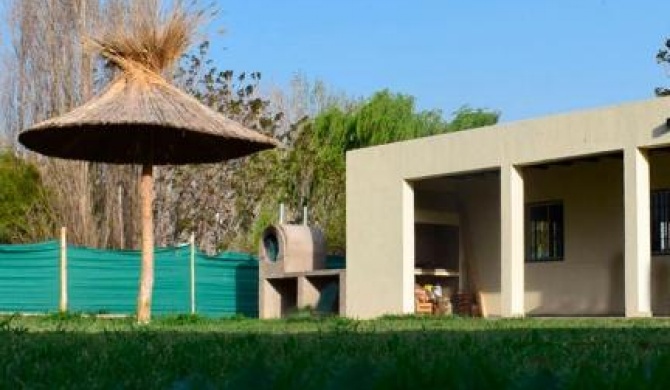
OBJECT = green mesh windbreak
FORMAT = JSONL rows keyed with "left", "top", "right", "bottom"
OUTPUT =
{"left": 0, "top": 241, "right": 259, "bottom": 317}
{"left": 0, "top": 241, "right": 59, "bottom": 312}
{"left": 195, "top": 253, "right": 259, "bottom": 317}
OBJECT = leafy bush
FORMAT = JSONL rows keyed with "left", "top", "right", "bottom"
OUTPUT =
{"left": 0, "top": 152, "right": 53, "bottom": 243}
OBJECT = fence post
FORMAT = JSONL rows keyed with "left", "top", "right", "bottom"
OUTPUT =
{"left": 59, "top": 227, "right": 68, "bottom": 313}
{"left": 190, "top": 233, "right": 195, "bottom": 315}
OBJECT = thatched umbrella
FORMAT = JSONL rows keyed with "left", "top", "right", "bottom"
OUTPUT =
{"left": 18, "top": 6, "right": 278, "bottom": 323}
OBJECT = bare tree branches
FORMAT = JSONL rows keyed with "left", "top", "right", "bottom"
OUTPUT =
{"left": 2, "top": 0, "right": 142, "bottom": 247}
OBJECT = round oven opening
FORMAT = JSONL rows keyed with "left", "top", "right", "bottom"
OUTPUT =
{"left": 263, "top": 231, "right": 279, "bottom": 262}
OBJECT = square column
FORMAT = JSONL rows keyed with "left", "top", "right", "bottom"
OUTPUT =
{"left": 501, "top": 164, "right": 525, "bottom": 317}
{"left": 624, "top": 148, "right": 652, "bottom": 317}
{"left": 401, "top": 180, "right": 416, "bottom": 313}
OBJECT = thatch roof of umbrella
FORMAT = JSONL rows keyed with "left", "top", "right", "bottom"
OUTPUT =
{"left": 18, "top": 74, "right": 279, "bottom": 164}
{"left": 17, "top": 4, "right": 279, "bottom": 323}
{"left": 19, "top": 5, "right": 279, "bottom": 164}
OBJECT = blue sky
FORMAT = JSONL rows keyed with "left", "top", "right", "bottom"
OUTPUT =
{"left": 209, "top": 1, "right": 669, "bottom": 122}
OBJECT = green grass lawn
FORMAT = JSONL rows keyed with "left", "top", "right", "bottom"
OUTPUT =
{"left": 2, "top": 314, "right": 670, "bottom": 389}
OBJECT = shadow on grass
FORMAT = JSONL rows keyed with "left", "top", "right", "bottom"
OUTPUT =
{"left": 2, "top": 319, "right": 670, "bottom": 389}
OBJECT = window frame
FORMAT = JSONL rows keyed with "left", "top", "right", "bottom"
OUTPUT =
{"left": 525, "top": 200, "right": 565, "bottom": 263}
{"left": 651, "top": 189, "right": 670, "bottom": 256}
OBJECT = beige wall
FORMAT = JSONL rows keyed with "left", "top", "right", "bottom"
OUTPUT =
{"left": 523, "top": 158, "right": 624, "bottom": 315}
{"left": 346, "top": 97, "right": 670, "bottom": 319}
{"left": 458, "top": 176, "right": 502, "bottom": 315}
{"left": 650, "top": 151, "right": 670, "bottom": 315}
{"left": 346, "top": 146, "right": 412, "bottom": 317}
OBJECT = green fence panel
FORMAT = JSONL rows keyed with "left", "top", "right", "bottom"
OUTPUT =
{"left": 0, "top": 241, "right": 259, "bottom": 316}
{"left": 0, "top": 241, "right": 344, "bottom": 317}
{"left": 68, "top": 246, "right": 140, "bottom": 314}
{"left": 194, "top": 251, "right": 259, "bottom": 318}
{"left": 153, "top": 246, "right": 191, "bottom": 315}
{"left": 0, "top": 241, "right": 59, "bottom": 313}
{"left": 68, "top": 245, "right": 255, "bottom": 316}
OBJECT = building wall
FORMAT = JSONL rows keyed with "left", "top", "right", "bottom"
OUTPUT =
{"left": 346, "top": 97, "right": 670, "bottom": 319}
{"left": 523, "top": 158, "right": 625, "bottom": 315}
{"left": 650, "top": 152, "right": 670, "bottom": 315}
{"left": 346, "top": 145, "right": 414, "bottom": 318}
{"left": 459, "top": 177, "right": 502, "bottom": 316}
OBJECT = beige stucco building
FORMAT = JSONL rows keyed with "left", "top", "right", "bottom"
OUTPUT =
{"left": 345, "top": 97, "right": 670, "bottom": 318}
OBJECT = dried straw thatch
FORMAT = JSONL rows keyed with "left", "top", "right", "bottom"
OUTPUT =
{"left": 18, "top": 3, "right": 279, "bottom": 164}
{"left": 18, "top": 75, "right": 279, "bottom": 164}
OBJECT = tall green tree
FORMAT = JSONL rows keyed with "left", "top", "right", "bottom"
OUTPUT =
{"left": 233, "top": 90, "right": 499, "bottom": 253}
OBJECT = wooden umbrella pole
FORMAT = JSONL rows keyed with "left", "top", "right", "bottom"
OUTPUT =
{"left": 137, "top": 162, "right": 154, "bottom": 323}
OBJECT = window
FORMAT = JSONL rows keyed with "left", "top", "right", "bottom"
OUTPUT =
{"left": 527, "top": 202, "right": 564, "bottom": 262}
{"left": 652, "top": 190, "right": 670, "bottom": 255}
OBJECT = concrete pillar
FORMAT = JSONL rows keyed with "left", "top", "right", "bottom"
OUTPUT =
{"left": 501, "top": 164, "right": 525, "bottom": 317}
{"left": 624, "top": 148, "right": 652, "bottom": 317}
{"left": 338, "top": 271, "right": 347, "bottom": 316}
{"left": 259, "top": 280, "right": 281, "bottom": 319}
{"left": 402, "top": 180, "right": 415, "bottom": 313}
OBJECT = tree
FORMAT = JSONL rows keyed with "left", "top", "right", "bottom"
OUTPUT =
{"left": 226, "top": 76, "right": 353, "bottom": 251}
{"left": 233, "top": 90, "right": 500, "bottom": 253}
{"left": 0, "top": 152, "right": 53, "bottom": 242}
{"left": 655, "top": 38, "right": 670, "bottom": 96}
{"left": 2, "top": 0, "right": 281, "bottom": 252}
{"left": 447, "top": 106, "right": 499, "bottom": 132}
{"left": 151, "top": 40, "right": 282, "bottom": 254}
{"left": 2, "top": 0, "right": 144, "bottom": 248}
